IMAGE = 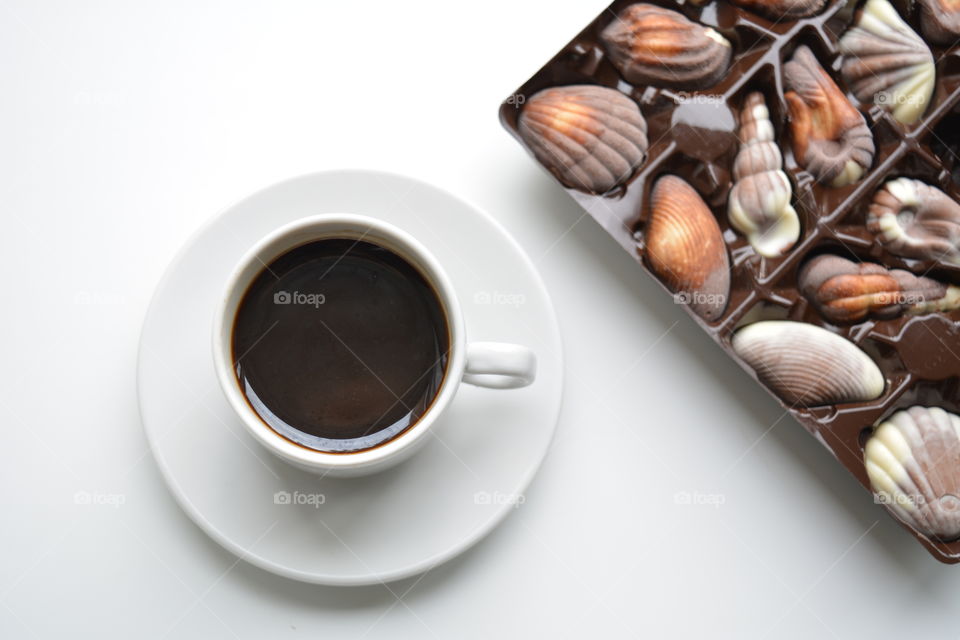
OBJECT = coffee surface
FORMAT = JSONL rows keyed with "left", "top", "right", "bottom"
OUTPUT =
{"left": 232, "top": 239, "right": 449, "bottom": 452}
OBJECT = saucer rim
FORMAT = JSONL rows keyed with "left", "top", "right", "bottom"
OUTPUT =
{"left": 137, "top": 168, "right": 564, "bottom": 586}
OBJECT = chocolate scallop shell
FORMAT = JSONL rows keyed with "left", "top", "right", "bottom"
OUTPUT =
{"left": 732, "top": 321, "right": 885, "bottom": 407}
{"left": 646, "top": 175, "right": 730, "bottom": 321}
{"left": 866, "top": 406, "right": 960, "bottom": 540}
{"left": 840, "top": 0, "right": 935, "bottom": 125}
{"left": 518, "top": 85, "right": 649, "bottom": 194}
{"left": 600, "top": 3, "right": 732, "bottom": 90}
{"left": 867, "top": 177, "right": 960, "bottom": 264}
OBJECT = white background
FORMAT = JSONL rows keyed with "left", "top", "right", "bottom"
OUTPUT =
{"left": 1, "top": 1, "right": 957, "bottom": 638}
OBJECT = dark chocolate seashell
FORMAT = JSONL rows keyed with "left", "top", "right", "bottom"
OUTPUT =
{"left": 731, "top": 0, "right": 826, "bottom": 20}
{"left": 600, "top": 3, "right": 732, "bottom": 90}
{"left": 784, "top": 46, "right": 875, "bottom": 187}
{"left": 646, "top": 175, "right": 730, "bottom": 321}
{"left": 798, "top": 254, "right": 959, "bottom": 324}
{"left": 917, "top": 0, "right": 960, "bottom": 44}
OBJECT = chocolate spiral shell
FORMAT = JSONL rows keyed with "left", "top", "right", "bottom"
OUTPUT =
{"left": 600, "top": 4, "right": 732, "bottom": 90}
{"left": 728, "top": 92, "right": 800, "bottom": 257}
{"left": 784, "top": 46, "right": 875, "bottom": 187}
{"left": 518, "top": 85, "right": 649, "bottom": 194}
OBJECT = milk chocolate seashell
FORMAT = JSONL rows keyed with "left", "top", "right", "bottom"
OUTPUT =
{"left": 730, "top": 0, "right": 826, "bottom": 19}
{"left": 784, "top": 46, "right": 875, "bottom": 187}
{"left": 600, "top": 4, "right": 732, "bottom": 90}
{"left": 799, "top": 254, "right": 960, "bottom": 323}
{"left": 732, "top": 321, "right": 885, "bottom": 407}
{"left": 517, "top": 85, "right": 649, "bottom": 194}
{"left": 646, "top": 175, "right": 730, "bottom": 321}
{"left": 728, "top": 92, "right": 800, "bottom": 257}
{"left": 868, "top": 178, "right": 960, "bottom": 264}
{"left": 917, "top": 0, "right": 960, "bottom": 44}
{"left": 840, "top": 0, "right": 935, "bottom": 125}
{"left": 866, "top": 406, "right": 960, "bottom": 540}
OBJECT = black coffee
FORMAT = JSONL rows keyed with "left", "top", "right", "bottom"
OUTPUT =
{"left": 232, "top": 239, "right": 449, "bottom": 453}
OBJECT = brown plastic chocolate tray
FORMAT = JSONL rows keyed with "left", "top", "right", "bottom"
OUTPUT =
{"left": 500, "top": 0, "right": 960, "bottom": 562}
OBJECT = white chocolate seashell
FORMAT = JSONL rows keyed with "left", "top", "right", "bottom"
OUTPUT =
{"left": 868, "top": 177, "right": 960, "bottom": 264}
{"left": 732, "top": 321, "right": 885, "bottom": 407}
{"left": 865, "top": 406, "right": 960, "bottom": 540}
{"left": 840, "top": 0, "right": 935, "bottom": 125}
{"left": 728, "top": 92, "right": 800, "bottom": 257}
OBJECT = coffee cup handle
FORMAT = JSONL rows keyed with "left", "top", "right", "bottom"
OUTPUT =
{"left": 462, "top": 342, "right": 537, "bottom": 389}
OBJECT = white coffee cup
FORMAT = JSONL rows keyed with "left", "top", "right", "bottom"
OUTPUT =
{"left": 212, "top": 214, "right": 537, "bottom": 477}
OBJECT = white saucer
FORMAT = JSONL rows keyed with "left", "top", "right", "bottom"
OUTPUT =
{"left": 136, "top": 170, "right": 563, "bottom": 586}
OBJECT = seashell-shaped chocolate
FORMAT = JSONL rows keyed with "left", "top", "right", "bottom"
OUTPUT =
{"left": 517, "top": 85, "right": 649, "bottom": 194}
{"left": 600, "top": 4, "right": 732, "bottom": 90}
{"left": 840, "top": 0, "right": 935, "bottom": 125}
{"left": 868, "top": 178, "right": 960, "bottom": 264}
{"left": 646, "top": 175, "right": 730, "bottom": 321}
{"left": 865, "top": 406, "right": 960, "bottom": 540}
{"left": 799, "top": 254, "right": 960, "bottom": 323}
{"left": 917, "top": 0, "right": 960, "bottom": 45}
{"left": 728, "top": 92, "right": 800, "bottom": 257}
{"left": 730, "top": 0, "right": 826, "bottom": 19}
{"left": 784, "top": 46, "right": 875, "bottom": 187}
{"left": 732, "top": 321, "right": 885, "bottom": 407}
